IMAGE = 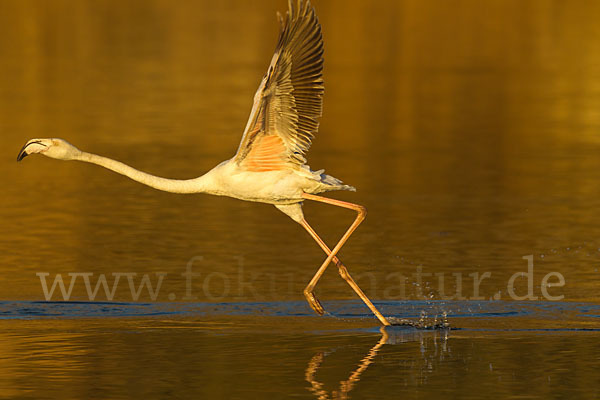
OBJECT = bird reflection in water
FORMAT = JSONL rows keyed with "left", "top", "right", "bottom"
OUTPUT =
{"left": 305, "top": 327, "right": 450, "bottom": 400}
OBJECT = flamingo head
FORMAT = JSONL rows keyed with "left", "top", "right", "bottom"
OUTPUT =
{"left": 17, "top": 138, "right": 81, "bottom": 162}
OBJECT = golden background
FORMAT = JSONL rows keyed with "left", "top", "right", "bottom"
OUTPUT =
{"left": 0, "top": 1, "right": 599, "bottom": 398}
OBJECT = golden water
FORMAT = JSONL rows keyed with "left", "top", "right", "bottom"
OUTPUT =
{"left": 1, "top": 0, "right": 600, "bottom": 398}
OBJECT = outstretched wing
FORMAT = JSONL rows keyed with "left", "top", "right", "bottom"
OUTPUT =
{"left": 233, "top": 0, "right": 324, "bottom": 172}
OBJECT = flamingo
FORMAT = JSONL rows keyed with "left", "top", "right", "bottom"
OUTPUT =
{"left": 16, "top": 0, "right": 391, "bottom": 326}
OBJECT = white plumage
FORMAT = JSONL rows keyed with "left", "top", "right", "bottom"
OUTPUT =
{"left": 17, "top": 0, "right": 391, "bottom": 326}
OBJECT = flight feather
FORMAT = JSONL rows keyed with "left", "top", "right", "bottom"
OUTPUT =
{"left": 234, "top": 0, "right": 324, "bottom": 171}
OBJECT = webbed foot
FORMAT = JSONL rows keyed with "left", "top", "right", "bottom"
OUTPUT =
{"left": 304, "top": 289, "right": 325, "bottom": 316}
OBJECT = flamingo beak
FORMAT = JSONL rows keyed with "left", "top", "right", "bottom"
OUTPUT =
{"left": 17, "top": 140, "right": 45, "bottom": 162}
{"left": 17, "top": 146, "right": 29, "bottom": 162}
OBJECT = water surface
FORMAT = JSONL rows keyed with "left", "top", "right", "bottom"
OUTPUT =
{"left": 1, "top": 0, "right": 600, "bottom": 398}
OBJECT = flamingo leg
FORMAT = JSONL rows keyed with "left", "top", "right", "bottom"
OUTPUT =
{"left": 300, "top": 193, "right": 390, "bottom": 326}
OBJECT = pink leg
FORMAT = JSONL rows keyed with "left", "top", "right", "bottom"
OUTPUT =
{"left": 300, "top": 193, "right": 390, "bottom": 326}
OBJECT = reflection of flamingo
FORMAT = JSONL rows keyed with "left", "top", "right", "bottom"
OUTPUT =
{"left": 16, "top": 0, "right": 389, "bottom": 326}
{"left": 305, "top": 327, "right": 450, "bottom": 400}
{"left": 306, "top": 328, "right": 389, "bottom": 400}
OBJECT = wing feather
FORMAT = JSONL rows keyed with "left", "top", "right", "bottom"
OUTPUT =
{"left": 234, "top": 0, "right": 324, "bottom": 171}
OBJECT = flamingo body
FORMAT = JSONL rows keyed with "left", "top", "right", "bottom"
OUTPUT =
{"left": 207, "top": 160, "right": 354, "bottom": 205}
{"left": 16, "top": 0, "right": 391, "bottom": 325}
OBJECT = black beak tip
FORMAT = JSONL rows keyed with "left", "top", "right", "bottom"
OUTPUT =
{"left": 17, "top": 151, "right": 28, "bottom": 162}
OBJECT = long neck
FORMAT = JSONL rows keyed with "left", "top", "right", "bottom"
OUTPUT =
{"left": 76, "top": 151, "right": 213, "bottom": 194}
